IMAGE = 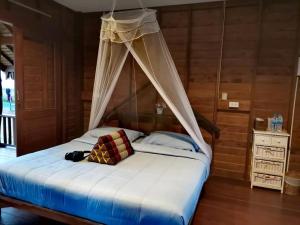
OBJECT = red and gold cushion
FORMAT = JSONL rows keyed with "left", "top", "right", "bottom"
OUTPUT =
{"left": 88, "top": 129, "right": 134, "bottom": 165}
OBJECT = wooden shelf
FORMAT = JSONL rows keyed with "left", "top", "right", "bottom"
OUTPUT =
{"left": 254, "top": 156, "right": 285, "bottom": 162}
{"left": 252, "top": 169, "right": 283, "bottom": 176}
{"left": 253, "top": 129, "right": 290, "bottom": 137}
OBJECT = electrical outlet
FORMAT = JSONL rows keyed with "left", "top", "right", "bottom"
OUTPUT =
{"left": 229, "top": 101, "right": 239, "bottom": 108}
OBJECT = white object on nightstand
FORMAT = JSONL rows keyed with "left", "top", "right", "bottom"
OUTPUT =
{"left": 251, "top": 129, "right": 290, "bottom": 193}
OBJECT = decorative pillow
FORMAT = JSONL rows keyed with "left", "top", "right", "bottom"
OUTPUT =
{"left": 85, "top": 127, "right": 144, "bottom": 142}
{"left": 88, "top": 130, "right": 134, "bottom": 165}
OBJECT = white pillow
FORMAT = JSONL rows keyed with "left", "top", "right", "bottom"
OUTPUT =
{"left": 140, "top": 131, "right": 200, "bottom": 152}
{"left": 85, "top": 127, "right": 144, "bottom": 142}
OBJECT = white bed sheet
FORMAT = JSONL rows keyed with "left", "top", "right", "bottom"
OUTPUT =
{"left": 0, "top": 136, "right": 210, "bottom": 225}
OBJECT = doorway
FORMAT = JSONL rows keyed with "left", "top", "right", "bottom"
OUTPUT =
{"left": 0, "top": 21, "right": 16, "bottom": 160}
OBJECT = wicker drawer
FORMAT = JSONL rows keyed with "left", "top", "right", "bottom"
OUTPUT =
{"left": 253, "top": 173, "right": 282, "bottom": 188}
{"left": 255, "top": 135, "right": 271, "bottom": 146}
{"left": 255, "top": 146, "right": 285, "bottom": 160}
{"left": 271, "top": 136, "right": 288, "bottom": 148}
{"left": 253, "top": 159, "right": 284, "bottom": 174}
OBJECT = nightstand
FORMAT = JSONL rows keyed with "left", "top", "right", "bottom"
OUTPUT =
{"left": 251, "top": 129, "right": 290, "bottom": 193}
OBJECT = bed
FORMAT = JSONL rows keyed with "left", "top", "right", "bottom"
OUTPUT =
{"left": 0, "top": 116, "right": 219, "bottom": 225}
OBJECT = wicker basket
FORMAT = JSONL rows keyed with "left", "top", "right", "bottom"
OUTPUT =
{"left": 253, "top": 173, "right": 282, "bottom": 188}
{"left": 255, "top": 146, "right": 285, "bottom": 160}
{"left": 285, "top": 171, "right": 300, "bottom": 195}
{"left": 254, "top": 159, "right": 284, "bottom": 174}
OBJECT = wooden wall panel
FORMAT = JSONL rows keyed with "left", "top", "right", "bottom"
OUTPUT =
{"left": 290, "top": 6, "right": 300, "bottom": 171}
{"left": 23, "top": 40, "right": 55, "bottom": 110}
{"left": 22, "top": 114, "right": 57, "bottom": 153}
{"left": 189, "top": 4, "right": 223, "bottom": 142}
{"left": 63, "top": 40, "right": 82, "bottom": 140}
{"left": 189, "top": 6, "right": 223, "bottom": 116}
{"left": 61, "top": 10, "right": 83, "bottom": 141}
{"left": 215, "top": 2, "right": 260, "bottom": 179}
{"left": 81, "top": 0, "right": 300, "bottom": 179}
{"left": 0, "top": 0, "right": 82, "bottom": 151}
{"left": 214, "top": 112, "right": 250, "bottom": 179}
{"left": 220, "top": 4, "right": 259, "bottom": 101}
{"left": 161, "top": 7, "right": 190, "bottom": 87}
{"left": 105, "top": 57, "right": 132, "bottom": 125}
{"left": 81, "top": 13, "right": 100, "bottom": 130}
{"left": 290, "top": 82, "right": 300, "bottom": 171}
{"left": 131, "top": 64, "right": 156, "bottom": 115}
{"left": 82, "top": 13, "right": 99, "bottom": 92}
{"left": 17, "top": 36, "right": 60, "bottom": 155}
{"left": 253, "top": 0, "right": 299, "bottom": 128}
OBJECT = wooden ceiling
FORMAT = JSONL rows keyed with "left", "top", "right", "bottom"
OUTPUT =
{"left": 0, "top": 23, "right": 14, "bottom": 71}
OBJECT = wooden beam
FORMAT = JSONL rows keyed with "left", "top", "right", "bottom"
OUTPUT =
{"left": 3, "top": 24, "right": 13, "bottom": 35}
{"left": 0, "top": 51, "right": 13, "bottom": 65}
{"left": 193, "top": 108, "right": 220, "bottom": 139}
{"left": 0, "top": 62, "right": 7, "bottom": 71}
{"left": 6, "top": 45, "right": 13, "bottom": 52}
{"left": 0, "top": 37, "right": 13, "bottom": 45}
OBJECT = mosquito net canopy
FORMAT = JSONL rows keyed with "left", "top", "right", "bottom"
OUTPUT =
{"left": 88, "top": 9, "right": 212, "bottom": 159}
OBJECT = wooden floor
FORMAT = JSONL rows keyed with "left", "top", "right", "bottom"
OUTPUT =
{"left": 193, "top": 177, "right": 300, "bottom": 225}
{"left": 0, "top": 170, "right": 299, "bottom": 224}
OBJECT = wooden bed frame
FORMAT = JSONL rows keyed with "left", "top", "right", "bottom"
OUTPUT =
{"left": 0, "top": 195, "right": 102, "bottom": 225}
{"left": 0, "top": 113, "right": 220, "bottom": 225}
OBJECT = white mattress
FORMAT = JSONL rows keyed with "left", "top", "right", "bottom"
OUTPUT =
{"left": 0, "top": 135, "right": 210, "bottom": 225}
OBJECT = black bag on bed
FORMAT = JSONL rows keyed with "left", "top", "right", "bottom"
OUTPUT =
{"left": 65, "top": 151, "right": 91, "bottom": 162}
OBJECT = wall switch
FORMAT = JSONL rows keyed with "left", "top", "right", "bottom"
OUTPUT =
{"left": 229, "top": 101, "right": 239, "bottom": 108}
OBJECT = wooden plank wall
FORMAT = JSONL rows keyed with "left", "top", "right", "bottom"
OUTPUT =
{"left": 81, "top": 0, "right": 300, "bottom": 180}
{"left": 18, "top": 38, "right": 60, "bottom": 154}
{"left": 290, "top": 81, "right": 300, "bottom": 171}
{"left": 254, "top": 0, "right": 300, "bottom": 172}
{"left": 0, "top": 0, "right": 82, "bottom": 145}
{"left": 215, "top": 1, "right": 260, "bottom": 179}
{"left": 82, "top": 13, "right": 99, "bottom": 129}
{"left": 61, "top": 11, "right": 83, "bottom": 141}
{"left": 290, "top": 23, "right": 300, "bottom": 172}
